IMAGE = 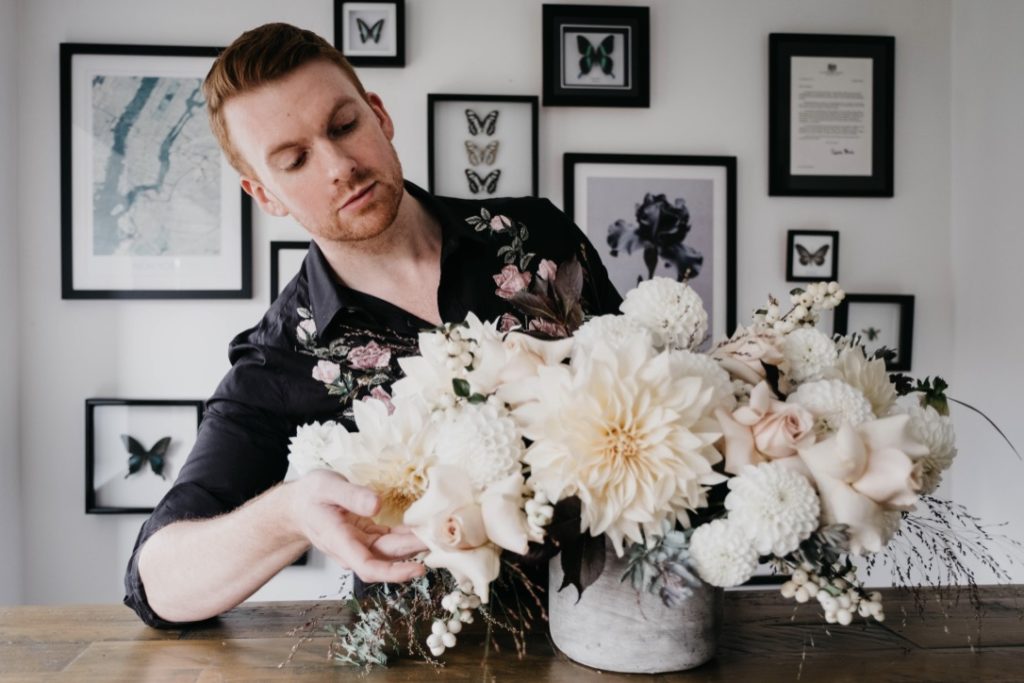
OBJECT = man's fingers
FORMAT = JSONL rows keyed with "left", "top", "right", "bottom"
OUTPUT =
{"left": 353, "top": 557, "right": 427, "bottom": 583}
{"left": 317, "top": 518, "right": 426, "bottom": 583}
{"left": 311, "top": 472, "right": 380, "bottom": 517}
{"left": 370, "top": 531, "right": 428, "bottom": 560}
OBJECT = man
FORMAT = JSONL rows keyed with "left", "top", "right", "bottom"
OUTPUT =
{"left": 125, "top": 22, "right": 620, "bottom": 628}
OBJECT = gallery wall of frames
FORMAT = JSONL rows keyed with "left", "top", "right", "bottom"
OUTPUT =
{"left": 11, "top": 0, "right": 988, "bottom": 606}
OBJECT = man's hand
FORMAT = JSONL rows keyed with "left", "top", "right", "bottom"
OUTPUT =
{"left": 288, "top": 470, "right": 427, "bottom": 583}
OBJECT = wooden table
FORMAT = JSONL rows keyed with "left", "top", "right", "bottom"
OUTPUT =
{"left": 2, "top": 586, "right": 1022, "bottom": 681}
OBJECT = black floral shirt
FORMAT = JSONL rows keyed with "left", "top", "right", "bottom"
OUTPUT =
{"left": 124, "top": 181, "right": 621, "bottom": 627}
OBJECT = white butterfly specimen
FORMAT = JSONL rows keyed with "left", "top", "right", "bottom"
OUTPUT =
{"left": 465, "top": 109, "right": 499, "bottom": 136}
{"left": 465, "top": 169, "right": 501, "bottom": 194}
{"left": 465, "top": 140, "right": 499, "bottom": 166}
{"left": 796, "top": 243, "right": 830, "bottom": 266}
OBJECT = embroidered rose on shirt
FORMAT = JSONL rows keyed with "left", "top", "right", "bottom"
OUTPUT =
{"left": 493, "top": 265, "right": 532, "bottom": 300}
{"left": 348, "top": 341, "right": 393, "bottom": 369}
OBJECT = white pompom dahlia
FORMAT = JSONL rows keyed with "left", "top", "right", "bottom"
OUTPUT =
{"left": 431, "top": 403, "right": 525, "bottom": 490}
{"left": 287, "top": 421, "right": 353, "bottom": 476}
{"left": 689, "top": 518, "right": 759, "bottom": 587}
{"left": 892, "top": 397, "right": 957, "bottom": 495}
{"left": 725, "top": 462, "right": 820, "bottom": 556}
{"left": 780, "top": 327, "right": 838, "bottom": 385}
{"left": 572, "top": 314, "right": 654, "bottom": 358}
{"left": 620, "top": 277, "right": 709, "bottom": 351}
{"left": 788, "top": 379, "right": 874, "bottom": 433}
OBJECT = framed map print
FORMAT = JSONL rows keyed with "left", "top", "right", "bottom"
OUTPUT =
{"left": 60, "top": 43, "right": 252, "bottom": 299}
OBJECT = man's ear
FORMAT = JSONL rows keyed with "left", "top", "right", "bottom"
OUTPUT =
{"left": 365, "top": 92, "right": 395, "bottom": 141}
{"left": 240, "top": 177, "right": 289, "bottom": 217}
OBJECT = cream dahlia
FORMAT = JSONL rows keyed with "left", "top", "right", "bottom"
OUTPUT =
{"left": 668, "top": 349, "right": 738, "bottom": 412}
{"left": 689, "top": 518, "right": 759, "bottom": 587}
{"left": 287, "top": 420, "right": 353, "bottom": 476}
{"left": 508, "top": 339, "right": 725, "bottom": 555}
{"left": 725, "top": 462, "right": 820, "bottom": 556}
{"left": 833, "top": 347, "right": 897, "bottom": 417}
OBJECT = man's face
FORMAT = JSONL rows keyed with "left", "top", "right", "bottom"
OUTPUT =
{"left": 224, "top": 59, "right": 404, "bottom": 242}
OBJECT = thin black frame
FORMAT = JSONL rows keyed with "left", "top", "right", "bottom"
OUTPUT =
{"left": 334, "top": 0, "right": 406, "bottom": 67}
{"left": 786, "top": 229, "right": 839, "bottom": 282}
{"left": 563, "top": 152, "right": 738, "bottom": 336}
{"left": 85, "top": 398, "right": 205, "bottom": 514}
{"left": 60, "top": 43, "right": 253, "bottom": 299}
{"left": 769, "top": 33, "right": 895, "bottom": 197}
{"left": 542, "top": 4, "right": 650, "bottom": 107}
{"left": 270, "top": 240, "right": 311, "bottom": 303}
{"left": 833, "top": 294, "right": 914, "bottom": 371}
{"left": 427, "top": 94, "right": 539, "bottom": 198}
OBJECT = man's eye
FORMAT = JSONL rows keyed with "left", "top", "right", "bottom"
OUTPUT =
{"left": 329, "top": 119, "right": 357, "bottom": 138}
{"left": 286, "top": 152, "right": 307, "bottom": 170}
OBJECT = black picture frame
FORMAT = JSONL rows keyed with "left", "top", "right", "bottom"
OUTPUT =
{"left": 564, "top": 153, "right": 737, "bottom": 339}
{"left": 786, "top": 230, "right": 839, "bottom": 282}
{"left": 60, "top": 43, "right": 252, "bottom": 299}
{"left": 542, "top": 4, "right": 650, "bottom": 107}
{"left": 769, "top": 33, "right": 895, "bottom": 197}
{"left": 833, "top": 294, "right": 914, "bottom": 371}
{"left": 427, "top": 94, "right": 539, "bottom": 199}
{"left": 85, "top": 398, "right": 204, "bottom": 514}
{"left": 270, "top": 240, "right": 311, "bottom": 303}
{"left": 334, "top": 0, "right": 405, "bottom": 67}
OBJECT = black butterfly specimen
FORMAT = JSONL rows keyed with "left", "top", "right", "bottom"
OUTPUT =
{"left": 796, "top": 243, "right": 830, "bottom": 266}
{"left": 465, "top": 169, "right": 501, "bottom": 194}
{"left": 356, "top": 17, "right": 385, "bottom": 43}
{"left": 465, "top": 109, "right": 499, "bottom": 136}
{"left": 578, "top": 35, "right": 615, "bottom": 77}
{"left": 465, "top": 140, "right": 499, "bottom": 166}
{"left": 862, "top": 326, "right": 881, "bottom": 342}
{"left": 121, "top": 434, "right": 171, "bottom": 479}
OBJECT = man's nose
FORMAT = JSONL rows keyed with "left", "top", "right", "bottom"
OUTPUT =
{"left": 320, "top": 140, "right": 357, "bottom": 185}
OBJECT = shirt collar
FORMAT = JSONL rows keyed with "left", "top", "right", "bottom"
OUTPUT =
{"left": 304, "top": 180, "right": 485, "bottom": 334}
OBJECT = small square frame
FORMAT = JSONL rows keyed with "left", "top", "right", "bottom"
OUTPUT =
{"left": 85, "top": 398, "right": 204, "bottom": 514}
{"left": 833, "top": 294, "right": 914, "bottom": 371}
{"left": 334, "top": 0, "right": 405, "bottom": 67}
{"left": 427, "top": 94, "right": 538, "bottom": 199}
{"left": 769, "top": 33, "right": 895, "bottom": 196}
{"left": 270, "top": 240, "right": 311, "bottom": 303}
{"left": 542, "top": 4, "right": 650, "bottom": 107}
{"left": 786, "top": 230, "right": 839, "bottom": 282}
{"left": 60, "top": 43, "right": 253, "bottom": 299}
{"left": 564, "top": 153, "right": 737, "bottom": 340}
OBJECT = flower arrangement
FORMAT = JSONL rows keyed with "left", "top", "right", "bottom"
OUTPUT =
{"left": 288, "top": 273, "right": 1013, "bottom": 667}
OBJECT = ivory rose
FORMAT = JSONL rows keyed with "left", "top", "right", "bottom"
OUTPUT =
{"left": 712, "top": 326, "right": 785, "bottom": 385}
{"left": 404, "top": 465, "right": 534, "bottom": 603}
{"left": 716, "top": 381, "right": 815, "bottom": 475}
{"left": 796, "top": 415, "right": 928, "bottom": 554}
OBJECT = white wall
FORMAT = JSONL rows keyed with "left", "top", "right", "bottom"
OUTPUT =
{"left": 0, "top": 0, "right": 24, "bottom": 605}
{"left": 14, "top": 0, "right": 1017, "bottom": 606}
{"left": 949, "top": 0, "right": 1024, "bottom": 583}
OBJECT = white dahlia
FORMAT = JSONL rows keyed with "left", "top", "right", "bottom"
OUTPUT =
{"left": 779, "top": 327, "right": 838, "bottom": 385}
{"left": 287, "top": 420, "right": 353, "bottom": 476}
{"left": 429, "top": 402, "right": 524, "bottom": 490}
{"left": 342, "top": 397, "right": 438, "bottom": 526}
{"left": 725, "top": 462, "right": 820, "bottom": 556}
{"left": 833, "top": 347, "right": 897, "bottom": 417}
{"left": 788, "top": 379, "right": 874, "bottom": 433}
{"left": 891, "top": 397, "right": 957, "bottom": 495}
{"left": 510, "top": 340, "right": 725, "bottom": 555}
{"left": 689, "top": 518, "right": 759, "bottom": 587}
{"left": 667, "top": 349, "right": 737, "bottom": 411}
{"left": 620, "top": 277, "right": 709, "bottom": 351}
{"left": 572, "top": 314, "right": 653, "bottom": 359}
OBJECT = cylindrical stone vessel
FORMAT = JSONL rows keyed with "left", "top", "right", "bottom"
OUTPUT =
{"left": 548, "top": 547, "right": 723, "bottom": 673}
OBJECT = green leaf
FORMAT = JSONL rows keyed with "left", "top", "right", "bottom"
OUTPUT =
{"left": 452, "top": 378, "right": 471, "bottom": 398}
{"left": 468, "top": 393, "right": 487, "bottom": 404}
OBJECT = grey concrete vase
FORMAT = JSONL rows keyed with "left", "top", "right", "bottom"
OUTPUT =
{"left": 548, "top": 546, "right": 723, "bottom": 673}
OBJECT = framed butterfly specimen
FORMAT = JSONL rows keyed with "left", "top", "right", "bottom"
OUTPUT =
{"left": 427, "top": 94, "right": 538, "bottom": 200}
{"left": 85, "top": 398, "right": 204, "bottom": 513}
{"left": 334, "top": 0, "right": 405, "bottom": 67}
{"left": 542, "top": 4, "right": 649, "bottom": 107}
{"left": 833, "top": 294, "right": 915, "bottom": 371}
{"left": 786, "top": 229, "right": 839, "bottom": 282}
{"left": 769, "top": 34, "right": 894, "bottom": 196}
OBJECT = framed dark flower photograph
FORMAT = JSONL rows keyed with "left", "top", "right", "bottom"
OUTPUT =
{"left": 334, "top": 0, "right": 405, "bottom": 67}
{"left": 786, "top": 230, "right": 839, "bottom": 282}
{"left": 769, "top": 33, "right": 895, "bottom": 196}
{"left": 60, "top": 43, "right": 252, "bottom": 299}
{"left": 427, "top": 94, "right": 538, "bottom": 200}
{"left": 542, "top": 4, "right": 650, "bottom": 107}
{"left": 833, "top": 294, "right": 914, "bottom": 371}
{"left": 85, "top": 398, "right": 204, "bottom": 514}
{"left": 270, "top": 240, "right": 311, "bottom": 303}
{"left": 564, "top": 153, "right": 737, "bottom": 340}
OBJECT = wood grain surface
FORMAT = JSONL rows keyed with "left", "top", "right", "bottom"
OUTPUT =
{"left": 1, "top": 586, "right": 1022, "bottom": 681}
